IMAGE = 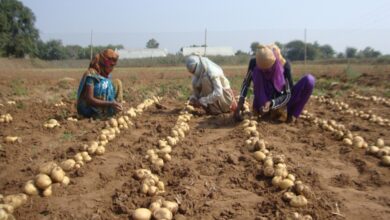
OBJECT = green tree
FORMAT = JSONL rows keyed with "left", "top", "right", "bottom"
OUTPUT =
{"left": 319, "top": 44, "right": 335, "bottom": 59}
{"left": 37, "top": 39, "right": 67, "bottom": 60}
{"left": 235, "top": 50, "right": 247, "bottom": 56}
{"left": 250, "top": 41, "right": 259, "bottom": 55}
{"left": 64, "top": 45, "right": 83, "bottom": 59}
{"left": 285, "top": 40, "right": 305, "bottom": 61}
{"left": 0, "top": 0, "right": 39, "bottom": 57}
{"left": 345, "top": 47, "right": 357, "bottom": 58}
{"left": 146, "top": 38, "right": 159, "bottom": 48}
{"left": 358, "top": 47, "right": 381, "bottom": 58}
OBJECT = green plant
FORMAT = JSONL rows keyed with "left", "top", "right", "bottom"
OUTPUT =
{"left": 61, "top": 131, "right": 74, "bottom": 141}
{"left": 344, "top": 65, "right": 362, "bottom": 81}
{"left": 10, "top": 79, "right": 27, "bottom": 96}
{"left": 67, "top": 90, "right": 77, "bottom": 100}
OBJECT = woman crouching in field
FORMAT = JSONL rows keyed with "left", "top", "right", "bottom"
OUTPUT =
{"left": 234, "top": 44, "right": 315, "bottom": 123}
{"left": 185, "top": 55, "right": 237, "bottom": 115}
{"left": 76, "top": 49, "right": 123, "bottom": 118}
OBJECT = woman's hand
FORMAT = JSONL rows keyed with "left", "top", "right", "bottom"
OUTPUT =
{"left": 189, "top": 98, "right": 202, "bottom": 108}
{"left": 234, "top": 99, "right": 244, "bottom": 121}
{"left": 111, "top": 101, "right": 123, "bottom": 112}
{"left": 261, "top": 101, "right": 271, "bottom": 113}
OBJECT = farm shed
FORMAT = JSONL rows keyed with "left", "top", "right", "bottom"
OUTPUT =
{"left": 117, "top": 48, "right": 168, "bottom": 59}
{"left": 181, "top": 46, "right": 235, "bottom": 56}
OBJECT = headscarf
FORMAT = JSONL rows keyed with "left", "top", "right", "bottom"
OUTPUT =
{"left": 89, "top": 49, "right": 119, "bottom": 77}
{"left": 255, "top": 44, "right": 286, "bottom": 92}
{"left": 185, "top": 55, "right": 224, "bottom": 88}
{"left": 252, "top": 45, "right": 286, "bottom": 110}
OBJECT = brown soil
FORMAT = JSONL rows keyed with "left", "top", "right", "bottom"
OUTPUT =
{"left": 0, "top": 65, "right": 389, "bottom": 220}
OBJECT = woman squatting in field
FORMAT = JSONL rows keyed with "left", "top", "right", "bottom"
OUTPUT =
{"left": 234, "top": 44, "right": 315, "bottom": 123}
{"left": 185, "top": 55, "right": 237, "bottom": 115}
{"left": 76, "top": 49, "right": 123, "bottom": 118}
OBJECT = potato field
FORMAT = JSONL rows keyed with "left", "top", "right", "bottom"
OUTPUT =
{"left": 0, "top": 62, "right": 389, "bottom": 220}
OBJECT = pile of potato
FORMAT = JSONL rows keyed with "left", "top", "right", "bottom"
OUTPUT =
{"left": 315, "top": 96, "right": 390, "bottom": 127}
{"left": 349, "top": 92, "right": 390, "bottom": 107}
{"left": 6, "top": 101, "right": 16, "bottom": 105}
{"left": 66, "top": 117, "right": 78, "bottom": 122}
{"left": 0, "top": 98, "right": 163, "bottom": 218}
{"left": 241, "top": 119, "right": 311, "bottom": 208}
{"left": 43, "top": 119, "right": 60, "bottom": 129}
{"left": 3, "top": 136, "right": 19, "bottom": 144}
{"left": 23, "top": 161, "right": 71, "bottom": 197}
{"left": 133, "top": 198, "right": 178, "bottom": 220}
{"left": 0, "top": 114, "right": 13, "bottom": 123}
{"left": 0, "top": 193, "right": 27, "bottom": 220}
{"left": 301, "top": 111, "right": 390, "bottom": 167}
{"left": 145, "top": 109, "right": 192, "bottom": 168}
{"left": 134, "top": 169, "right": 165, "bottom": 196}
{"left": 366, "top": 138, "right": 390, "bottom": 166}
{"left": 301, "top": 111, "right": 370, "bottom": 148}
{"left": 134, "top": 103, "right": 193, "bottom": 220}
{"left": 125, "top": 96, "right": 162, "bottom": 118}
{"left": 54, "top": 101, "right": 66, "bottom": 107}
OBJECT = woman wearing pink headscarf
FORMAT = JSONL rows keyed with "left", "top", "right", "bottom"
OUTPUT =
{"left": 234, "top": 44, "right": 315, "bottom": 123}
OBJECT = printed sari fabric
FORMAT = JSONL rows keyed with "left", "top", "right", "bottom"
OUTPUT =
{"left": 77, "top": 69, "right": 116, "bottom": 118}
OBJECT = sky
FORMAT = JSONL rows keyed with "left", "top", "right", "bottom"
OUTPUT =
{"left": 20, "top": 0, "right": 390, "bottom": 54}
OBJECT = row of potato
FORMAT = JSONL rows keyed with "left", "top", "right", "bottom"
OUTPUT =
{"left": 131, "top": 104, "right": 194, "bottom": 220}
{"left": 0, "top": 97, "right": 161, "bottom": 220}
{"left": 312, "top": 96, "right": 390, "bottom": 127}
{"left": 0, "top": 114, "right": 13, "bottom": 123}
{"left": 242, "top": 119, "right": 313, "bottom": 219}
{"left": 349, "top": 92, "right": 390, "bottom": 107}
{"left": 300, "top": 111, "right": 390, "bottom": 166}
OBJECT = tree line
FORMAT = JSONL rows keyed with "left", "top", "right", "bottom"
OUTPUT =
{"left": 0, "top": 0, "right": 386, "bottom": 61}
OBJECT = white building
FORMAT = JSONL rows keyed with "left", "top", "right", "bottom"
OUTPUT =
{"left": 117, "top": 48, "right": 168, "bottom": 59}
{"left": 181, "top": 47, "right": 235, "bottom": 56}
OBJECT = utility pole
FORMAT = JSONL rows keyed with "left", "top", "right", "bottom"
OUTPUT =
{"left": 90, "top": 30, "right": 93, "bottom": 60}
{"left": 204, "top": 28, "right": 207, "bottom": 56}
{"left": 304, "top": 28, "right": 307, "bottom": 72}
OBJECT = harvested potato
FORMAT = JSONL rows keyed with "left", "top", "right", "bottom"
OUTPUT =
{"left": 376, "top": 138, "right": 385, "bottom": 147}
{"left": 134, "top": 169, "right": 152, "bottom": 180}
{"left": 342, "top": 138, "right": 352, "bottom": 146}
{"left": 3, "top": 194, "right": 28, "bottom": 208}
{"left": 50, "top": 167, "right": 65, "bottom": 183}
{"left": 62, "top": 176, "right": 70, "bottom": 186}
{"left": 3, "top": 136, "right": 18, "bottom": 143}
{"left": 95, "top": 146, "right": 106, "bottom": 155}
{"left": 147, "top": 186, "right": 158, "bottom": 196}
{"left": 279, "top": 179, "right": 294, "bottom": 190}
{"left": 60, "top": 159, "right": 76, "bottom": 171}
{"left": 282, "top": 192, "right": 296, "bottom": 202}
{"left": 162, "top": 153, "right": 171, "bottom": 162}
{"left": 39, "top": 162, "right": 58, "bottom": 175}
{"left": 149, "top": 202, "right": 162, "bottom": 212}
{"left": 157, "top": 181, "right": 165, "bottom": 191}
{"left": 272, "top": 176, "right": 282, "bottom": 186}
{"left": 162, "top": 201, "right": 179, "bottom": 214}
{"left": 42, "top": 185, "right": 52, "bottom": 197}
{"left": 24, "top": 180, "right": 38, "bottom": 196}
{"left": 253, "top": 151, "right": 266, "bottom": 161}
{"left": 74, "top": 153, "right": 84, "bottom": 162}
{"left": 381, "top": 155, "right": 390, "bottom": 166}
{"left": 140, "top": 183, "right": 149, "bottom": 194}
{"left": 34, "top": 174, "right": 52, "bottom": 190}
{"left": 153, "top": 158, "right": 164, "bottom": 167}
{"left": 263, "top": 166, "right": 275, "bottom": 177}
{"left": 43, "top": 119, "right": 60, "bottom": 128}
{"left": 0, "top": 204, "right": 14, "bottom": 214}
{"left": 80, "top": 152, "right": 92, "bottom": 162}
{"left": 290, "top": 195, "right": 308, "bottom": 207}
{"left": 153, "top": 208, "right": 173, "bottom": 220}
